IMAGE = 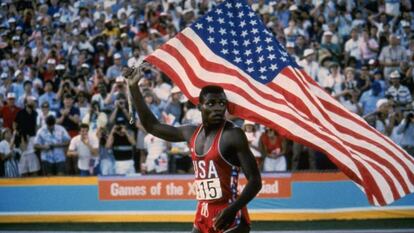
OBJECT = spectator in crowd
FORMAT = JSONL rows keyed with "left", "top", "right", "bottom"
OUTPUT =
{"left": 11, "top": 70, "right": 25, "bottom": 100}
{"left": 317, "top": 56, "right": 332, "bottom": 87}
{"left": 385, "top": 71, "right": 413, "bottom": 108}
{"left": 108, "top": 93, "right": 130, "bottom": 126}
{"left": 38, "top": 80, "right": 60, "bottom": 113}
{"left": 106, "top": 118, "right": 136, "bottom": 175}
{"left": 0, "top": 128, "right": 19, "bottom": 177}
{"left": 0, "top": 73, "right": 12, "bottom": 99}
{"left": 396, "top": 112, "right": 414, "bottom": 157}
{"left": 163, "top": 86, "right": 183, "bottom": 125}
{"left": 75, "top": 91, "right": 90, "bottom": 119}
{"left": 68, "top": 123, "right": 99, "bottom": 176}
{"left": 57, "top": 93, "right": 80, "bottom": 174}
{"left": 320, "top": 31, "right": 341, "bottom": 62}
{"left": 359, "top": 81, "right": 385, "bottom": 116}
{"left": 34, "top": 115, "right": 70, "bottom": 176}
{"left": 143, "top": 90, "right": 162, "bottom": 120}
{"left": 364, "top": 98, "right": 397, "bottom": 136}
{"left": 16, "top": 80, "right": 38, "bottom": 108}
{"left": 36, "top": 101, "right": 56, "bottom": 129}
{"left": 259, "top": 128, "right": 287, "bottom": 172}
{"left": 182, "top": 101, "right": 202, "bottom": 125}
{"left": 18, "top": 135, "right": 40, "bottom": 177}
{"left": 91, "top": 82, "right": 110, "bottom": 112}
{"left": 106, "top": 53, "right": 123, "bottom": 82}
{"left": 143, "top": 133, "right": 169, "bottom": 174}
{"left": 0, "top": 0, "right": 413, "bottom": 176}
{"left": 322, "top": 61, "right": 344, "bottom": 94}
{"left": 168, "top": 138, "right": 192, "bottom": 174}
{"left": 344, "top": 28, "right": 362, "bottom": 67}
{"left": 82, "top": 101, "right": 108, "bottom": 134}
{"left": 397, "top": 20, "right": 412, "bottom": 49}
{"left": 14, "top": 96, "right": 38, "bottom": 139}
{"left": 1, "top": 93, "right": 20, "bottom": 130}
{"left": 242, "top": 120, "right": 262, "bottom": 168}
{"left": 153, "top": 72, "right": 172, "bottom": 103}
{"left": 379, "top": 34, "right": 407, "bottom": 79}
{"left": 97, "top": 127, "right": 114, "bottom": 176}
{"left": 342, "top": 67, "right": 360, "bottom": 94}
{"left": 339, "top": 90, "right": 363, "bottom": 115}
{"left": 360, "top": 28, "right": 379, "bottom": 64}
{"left": 105, "top": 76, "right": 128, "bottom": 108}
{"left": 57, "top": 93, "right": 80, "bottom": 137}
{"left": 291, "top": 140, "right": 316, "bottom": 171}
{"left": 298, "top": 48, "right": 319, "bottom": 82}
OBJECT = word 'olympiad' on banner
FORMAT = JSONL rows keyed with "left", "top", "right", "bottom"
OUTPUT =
{"left": 98, "top": 176, "right": 291, "bottom": 200}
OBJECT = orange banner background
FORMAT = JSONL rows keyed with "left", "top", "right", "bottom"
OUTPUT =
{"left": 98, "top": 176, "right": 291, "bottom": 200}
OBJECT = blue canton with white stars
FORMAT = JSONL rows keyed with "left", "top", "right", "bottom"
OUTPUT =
{"left": 190, "top": 0, "right": 299, "bottom": 84}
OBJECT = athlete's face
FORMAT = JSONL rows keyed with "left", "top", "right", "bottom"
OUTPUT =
{"left": 199, "top": 93, "right": 228, "bottom": 126}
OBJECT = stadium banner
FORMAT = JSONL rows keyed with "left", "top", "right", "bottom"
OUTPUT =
{"left": 0, "top": 172, "right": 413, "bottom": 223}
{"left": 98, "top": 173, "right": 291, "bottom": 200}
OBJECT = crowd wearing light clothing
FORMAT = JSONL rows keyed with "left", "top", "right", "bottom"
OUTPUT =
{"left": 1, "top": 0, "right": 414, "bottom": 177}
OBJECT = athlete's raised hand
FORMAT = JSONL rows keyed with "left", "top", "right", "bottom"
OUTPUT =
{"left": 124, "top": 61, "right": 150, "bottom": 87}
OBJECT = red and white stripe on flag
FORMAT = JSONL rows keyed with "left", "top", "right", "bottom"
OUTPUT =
{"left": 145, "top": 27, "right": 414, "bottom": 206}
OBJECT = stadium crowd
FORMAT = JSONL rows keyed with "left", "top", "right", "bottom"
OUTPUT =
{"left": 0, "top": 0, "right": 413, "bottom": 177}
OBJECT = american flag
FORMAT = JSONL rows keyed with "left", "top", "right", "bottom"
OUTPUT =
{"left": 145, "top": 0, "right": 414, "bottom": 206}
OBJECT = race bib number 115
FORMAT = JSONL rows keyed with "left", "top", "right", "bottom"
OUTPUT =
{"left": 195, "top": 178, "right": 222, "bottom": 200}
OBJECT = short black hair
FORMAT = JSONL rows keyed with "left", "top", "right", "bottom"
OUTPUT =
{"left": 46, "top": 115, "right": 56, "bottom": 126}
{"left": 80, "top": 123, "right": 89, "bottom": 129}
{"left": 63, "top": 93, "right": 72, "bottom": 99}
{"left": 199, "top": 85, "right": 226, "bottom": 103}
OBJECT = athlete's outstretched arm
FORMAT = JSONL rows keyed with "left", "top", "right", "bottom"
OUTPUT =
{"left": 213, "top": 127, "right": 262, "bottom": 231}
{"left": 125, "top": 64, "right": 195, "bottom": 142}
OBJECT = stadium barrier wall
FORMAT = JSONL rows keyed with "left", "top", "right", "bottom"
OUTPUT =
{"left": 0, "top": 172, "right": 413, "bottom": 223}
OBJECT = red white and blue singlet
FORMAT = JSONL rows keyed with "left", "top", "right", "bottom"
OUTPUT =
{"left": 190, "top": 122, "right": 250, "bottom": 233}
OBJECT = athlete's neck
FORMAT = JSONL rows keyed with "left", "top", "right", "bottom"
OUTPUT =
{"left": 202, "top": 121, "right": 224, "bottom": 135}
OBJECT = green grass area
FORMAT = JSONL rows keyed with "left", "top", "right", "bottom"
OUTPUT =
{"left": 0, "top": 219, "right": 414, "bottom": 231}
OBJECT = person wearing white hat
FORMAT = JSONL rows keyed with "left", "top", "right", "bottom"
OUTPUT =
{"left": 106, "top": 53, "right": 123, "bottom": 81}
{"left": 298, "top": 48, "right": 319, "bottom": 82}
{"left": 385, "top": 70, "right": 412, "bottom": 107}
{"left": 12, "top": 35, "right": 20, "bottom": 41}
{"left": 286, "top": 42, "right": 299, "bottom": 63}
{"left": 242, "top": 120, "right": 262, "bottom": 167}
{"left": 7, "top": 17, "right": 16, "bottom": 26}
{"left": 163, "top": 86, "right": 183, "bottom": 126}
{"left": 56, "top": 64, "right": 65, "bottom": 71}
{"left": 321, "top": 30, "right": 341, "bottom": 62}
{"left": 363, "top": 97, "right": 395, "bottom": 136}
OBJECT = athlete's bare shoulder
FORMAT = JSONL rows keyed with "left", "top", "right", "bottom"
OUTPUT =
{"left": 220, "top": 121, "right": 250, "bottom": 165}
{"left": 180, "top": 124, "right": 199, "bottom": 142}
{"left": 222, "top": 121, "right": 245, "bottom": 140}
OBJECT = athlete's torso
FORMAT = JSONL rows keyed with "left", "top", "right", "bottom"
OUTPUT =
{"left": 189, "top": 122, "right": 240, "bottom": 203}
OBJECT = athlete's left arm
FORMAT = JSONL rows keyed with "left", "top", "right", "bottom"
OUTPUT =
{"left": 213, "top": 127, "right": 262, "bottom": 231}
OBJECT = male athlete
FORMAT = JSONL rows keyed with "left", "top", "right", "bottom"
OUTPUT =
{"left": 125, "top": 64, "right": 262, "bottom": 233}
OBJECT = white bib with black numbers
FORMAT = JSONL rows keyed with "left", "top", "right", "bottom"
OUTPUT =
{"left": 195, "top": 178, "right": 223, "bottom": 200}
